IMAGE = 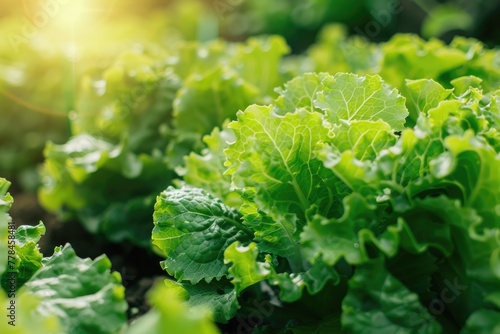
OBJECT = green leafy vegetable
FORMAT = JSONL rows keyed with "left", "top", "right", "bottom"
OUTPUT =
{"left": 342, "top": 258, "right": 442, "bottom": 333}
{"left": 0, "top": 178, "right": 13, "bottom": 277}
{"left": 39, "top": 36, "right": 291, "bottom": 247}
{"left": 0, "top": 179, "right": 129, "bottom": 334}
{"left": 153, "top": 187, "right": 253, "bottom": 284}
{"left": 0, "top": 222, "right": 45, "bottom": 290}
{"left": 154, "top": 71, "right": 500, "bottom": 332}
{"left": 0, "top": 288, "right": 62, "bottom": 334}
{"left": 22, "top": 244, "right": 127, "bottom": 334}
{"left": 126, "top": 282, "right": 220, "bottom": 334}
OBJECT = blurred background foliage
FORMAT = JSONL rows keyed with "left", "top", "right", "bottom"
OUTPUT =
{"left": 1, "top": 0, "right": 499, "bottom": 191}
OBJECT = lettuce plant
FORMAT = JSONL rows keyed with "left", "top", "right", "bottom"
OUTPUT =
{"left": 39, "top": 36, "right": 290, "bottom": 247}
{"left": 38, "top": 26, "right": 500, "bottom": 252}
{"left": 153, "top": 72, "right": 500, "bottom": 333}
{"left": 1, "top": 178, "right": 219, "bottom": 334}
{"left": 0, "top": 178, "right": 128, "bottom": 334}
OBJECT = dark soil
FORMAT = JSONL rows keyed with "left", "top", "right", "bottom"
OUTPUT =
{"left": 9, "top": 190, "right": 165, "bottom": 322}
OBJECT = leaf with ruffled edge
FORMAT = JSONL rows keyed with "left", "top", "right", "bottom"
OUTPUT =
{"left": 152, "top": 186, "right": 253, "bottom": 284}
